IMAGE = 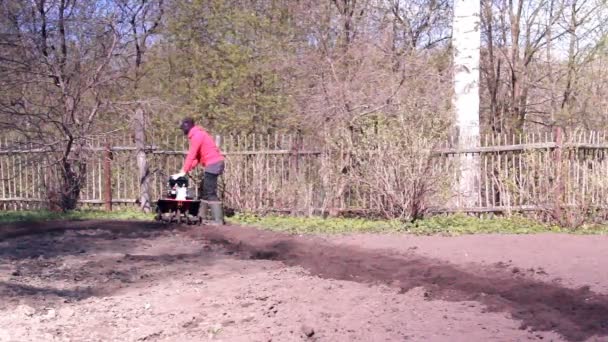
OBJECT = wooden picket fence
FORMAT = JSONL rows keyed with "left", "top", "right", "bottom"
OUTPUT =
{"left": 437, "top": 129, "right": 608, "bottom": 214}
{"left": 1, "top": 129, "right": 608, "bottom": 218}
{"left": 0, "top": 133, "right": 324, "bottom": 213}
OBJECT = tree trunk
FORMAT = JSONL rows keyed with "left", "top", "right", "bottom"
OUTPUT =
{"left": 453, "top": 0, "right": 481, "bottom": 208}
{"left": 481, "top": 0, "right": 503, "bottom": 133}
{"left": 561, "top": 0, "right": 578, "bottom": 112}
{"left": 509, "top": 0, "right": 524, "bottom": 131}
{"left": 134, "top": 106, "right": 151, "bottom": 213}
{"left": 60, "top": 159, "right": 85, "bottom": 211}
{"left": 547, "top": 0, "right": 557, "bottom": 123}
{"left": 49, "top": 142, "right": 86, "bottom": 212}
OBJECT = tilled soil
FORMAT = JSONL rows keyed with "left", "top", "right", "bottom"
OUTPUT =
{"left": 0, "top": 220, "right": 606, "bottom": 342}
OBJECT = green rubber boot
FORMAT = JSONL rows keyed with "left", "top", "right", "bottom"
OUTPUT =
{"left": 198, "top": 201, "right": 210, "bottom": 224}
{"left": 208, "top": 201, "right": 225, "bottom": 225}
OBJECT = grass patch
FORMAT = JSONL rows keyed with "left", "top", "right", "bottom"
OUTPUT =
{"left": 228, "top": 213, "right": 404, "bottom": 234}
{"left": 405, "top": 215, "right": 563, "bottom": 235}
{"left": 3, "top": 210, "right": 608, "bottom": 235}
{"left": 0, "top": 209, "right": 154, "bottom": 223}
{"left": 228, "top": 213, "right": 608, "bottom": 235}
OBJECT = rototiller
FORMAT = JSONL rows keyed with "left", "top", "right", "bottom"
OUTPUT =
{"left": 154, "top": 176, "right": 204, "bottom": 224}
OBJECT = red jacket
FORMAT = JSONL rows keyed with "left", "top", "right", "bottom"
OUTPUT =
{"left": 182, "top": 126, "right": 224, "bottom": 173}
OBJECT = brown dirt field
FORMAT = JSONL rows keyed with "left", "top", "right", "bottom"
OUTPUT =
{"left": 0, "top": 221, "right": 607, "bottom": 342}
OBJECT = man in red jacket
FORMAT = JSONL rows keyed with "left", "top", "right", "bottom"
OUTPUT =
{"left": 172, "top": 117, "right": 225, "bottom": 224}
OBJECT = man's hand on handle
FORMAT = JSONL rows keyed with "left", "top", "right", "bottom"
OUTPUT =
{"left": 171, "top": 171, "right": 186, "bottom": 180}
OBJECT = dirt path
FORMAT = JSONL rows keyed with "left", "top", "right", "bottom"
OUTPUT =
{"left": 0, "top": 221, "right": 606, "bottom": 341}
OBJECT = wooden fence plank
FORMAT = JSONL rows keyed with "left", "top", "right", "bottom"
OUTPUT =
{"left": 17, "top": 140, "right": 23, "bottom": 200}
{"left": 4, "top": 131, "right": 608, "bottom": 215}
{"left": 0, "top": 138, "right": 4, "bottom": 200}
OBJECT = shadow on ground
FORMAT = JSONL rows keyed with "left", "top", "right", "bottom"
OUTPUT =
{"left": 0, "top": 220, "right": 223, "bottom": 308}
{"left": 0, "top": 220, "right": 177, "bottom": 258}
{"left": 192, "top": 225, "right": 608, "bottom": 342}
{"left": 0, "top": 281, "right": 96, "bottom": 302}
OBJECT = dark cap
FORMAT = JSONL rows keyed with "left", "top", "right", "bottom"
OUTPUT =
{"left": 179, "top": 117, "right": 195, "bottom": 135}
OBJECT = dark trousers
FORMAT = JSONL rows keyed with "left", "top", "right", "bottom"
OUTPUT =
{"left": 199, "top": 161, "right": 224, "bottom": 201}
{"left": 200, "top": 172, "right": 220, "bottom": 201}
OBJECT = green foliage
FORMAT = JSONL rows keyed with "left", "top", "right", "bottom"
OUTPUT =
{"left": 0, "top": 209, "right": 154, "bottom": 223}
{"left": 405, "top": 215, "right": 562, "bottom": 235}
{"left": 229, "top": 212, "right": 404, "bottom": 234}
{"left": 144, "top": 0, "right": 296, "bottom": 134}
{"left": 228, "top": 213, "right": 608, "bottom": 235}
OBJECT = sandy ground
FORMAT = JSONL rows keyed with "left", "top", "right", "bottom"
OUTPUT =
{"left": 0, "top": 220, "right": 607, "bottom": 342}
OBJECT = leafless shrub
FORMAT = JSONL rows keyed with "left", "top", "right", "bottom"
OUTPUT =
{"left": 320, "top": 109, "right": 452, "bottom": 220}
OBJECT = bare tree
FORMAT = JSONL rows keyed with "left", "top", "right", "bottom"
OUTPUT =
{"left": 115, "top": 0, "right": 164, "bottom": 213}
{"left": 559, "top": 0, "right": 608, "bottom": 121}
{"left": 479, "top": 0, "right": 608, "bottom": 132}
{"left": 388, "top": 0, "right": 452, "bottom": 51}
{"left": 0, "top": 0, "right": 123, "bottom": 210}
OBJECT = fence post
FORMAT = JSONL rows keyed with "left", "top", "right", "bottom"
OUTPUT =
{"left": 215, "top": 135, "right": 222, "bottom": 201}
{"left": 104, "top": 141, "right": 113, "bottom": 211}
{"left": 291, "top": 134, "right": 301, "bottom": 173}
{"left": 552, "top": 126, "right": 564, "bottom": 221}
